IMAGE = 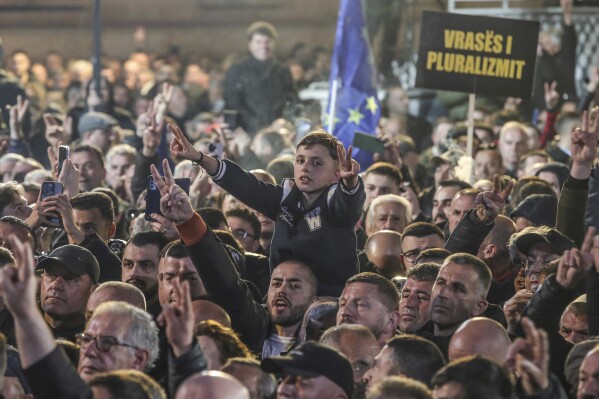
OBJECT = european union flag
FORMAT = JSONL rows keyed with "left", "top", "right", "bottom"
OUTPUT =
{"left": 327, "top": 0, "right": 381, "bottom": 169}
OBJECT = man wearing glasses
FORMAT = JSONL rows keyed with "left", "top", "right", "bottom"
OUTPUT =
{"left": 400, "top": 222, "right": 445, "bottom": 272}
{"left": 76, "top": 301, "right": 158, "bottom": 382}
{"left": 515, "top": 226, "right": 575, "bottom": 293}
{"left": 226, "top": 207, "right": 261, "bottom": 253}
{"left": 0, "top": 235, "right": 162, "bottom": 398}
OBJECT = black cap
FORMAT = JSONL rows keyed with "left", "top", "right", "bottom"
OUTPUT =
{"left": 510, "top": 194, "right": 557, "bottom": 228}
{"left": 515, "top": 227, "right": 575, "bottom": 256}
{"left": 261, "top": 342, "right": 354, "bottom": 397}
{"left": 36, "top": 245, "right": 100, "bottom": 284}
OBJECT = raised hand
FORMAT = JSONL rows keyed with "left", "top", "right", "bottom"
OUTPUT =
{"left": 561, "top": 0, "right": 573, "bottom": 25}
{"left": 44, "top": 114, "right": 72, "bottom": 148}
{"left": 158, "top": 278, "right": 194, "bottom": 357}
{"left": 150, "top": 159, "right": 194, "bottom": 225}
{"left": 504, "top": 289, "right": 534, "bottom": 335}
{"left": 0, "top": 236, "right": 37, "bottom": 318}
{"left": 8, "top": 95, "right": 29, "bottom": 140}
{"left": 169, "top": 123, "right": 201, "bottom": 162}
{"left": 571, "top": 110, "right": 599, "bottom": 174}
{"left": 507, "top": 318, "right": 550, "bottom": 395}
{"left": 555, "top": 247, "right": 590, "bottom": 290}
{"left": 544, "top": 81, "right": 559, "bottom": 111}
{"left": 475, "top": 174, "right": 514, "bottom": 223}
{"left": 142, "top": 104, "right": 163, "bottom": 157}
{"left": 152, "top": 82, "right": 174, "bottom": 127}
{"left": 42, "top": 193, "right": 85, "bottom": 244}
{"left": 150, "top": 213, "right": 180, "bottom": 241}
{"left": 58, "top": 158, "right": 80, "bottom": 200}
{"left": 25, "top": 191, "right": 62, "bottom": 230}
{"left": 337, "top": 145, "right": 360, "bottom": 187}
{"left": 373, "top": 136, "right": 402, "bottom": 169}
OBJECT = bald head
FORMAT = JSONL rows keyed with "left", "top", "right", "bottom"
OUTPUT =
{"left": 86, "top": 281, "right": 146, "bottom": 320}
{"left": 320, "top": 324, "right": 381, "bottom": 383}
{"left": 477, "top": 215, "right": 516, "bottom": 277}
{"left": 364, "top": 230, "right": 405, "bottom": 279}
{"left": 192, "top": 300, "right": 232, "bottom": 328}
{"left": 448, "top": 317, "right": 511, "bottom": 364}
{"left": 176, "top": 371, "right": 250, "bottom": 399}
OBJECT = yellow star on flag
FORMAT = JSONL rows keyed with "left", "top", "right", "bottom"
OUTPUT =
{"left": 366, "top": 96, "right": 378, "bottom": 114}
{"left": 348, "top": 108, "right": 364, "bottom": 125}
{"left": 324, "top": 113, "right": 341, "bottom": 130}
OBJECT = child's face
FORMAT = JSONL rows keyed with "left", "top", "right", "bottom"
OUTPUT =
{"left": 294, "top": 144, "right": 340, "bottom": 194}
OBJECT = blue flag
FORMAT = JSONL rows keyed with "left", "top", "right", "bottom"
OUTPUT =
{"left": 327, "top": 0, "right": 381, "bottom": 169}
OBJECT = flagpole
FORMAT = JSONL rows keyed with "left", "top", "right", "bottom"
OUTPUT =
{"left": 92, "top": 0, "right": 102, "bottom": 110}
{"left": 327, "top": 78, "right": 338, "bottom": 134}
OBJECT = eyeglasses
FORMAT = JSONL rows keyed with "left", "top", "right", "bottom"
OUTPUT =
{"left": 229, "top": 227, "right": 256, "bottom": 240}
{"left": 75, "top": 333, "right": 140, "bottom": 353}
{"left": 524, "top": 256, "right": 559, "bottom": 272}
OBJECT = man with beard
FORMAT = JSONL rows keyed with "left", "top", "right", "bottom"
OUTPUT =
{"left": 121, "top": 231, "right": 169, "bottom": 318}
{"left": 150, "top": 160, "right": 317, "bottom": 356}
{"left": 337, "top": 273, "right": 400, "bottom": 346}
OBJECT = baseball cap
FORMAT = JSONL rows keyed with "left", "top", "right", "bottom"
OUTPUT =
{"left": 78, "top": 112, "right": 118, "bottom": 134}
{"left": 36, "top": 245, "right": 100, "bottom": 284}
{"left": 515, "top": 227, "right": 575, "bottom": 256}
{"left": 261, "top": 342, "right": 354, "bottom": 397}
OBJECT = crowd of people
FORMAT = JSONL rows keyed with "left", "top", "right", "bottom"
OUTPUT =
{"left": 0, "top": 2, "right": 597, "bottom": 398}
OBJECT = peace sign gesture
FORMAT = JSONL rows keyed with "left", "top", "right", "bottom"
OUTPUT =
{"left": 474, "top": 174, "right": 514, "bottom": 223}
{"left": 543, "top": 81, "right": 559, "bottom": 111}
{"left": 571, "top": 109, "right": 599, "bottom": 171}
{"left": 337, "top": 144, "right": 360, "bottom": 187}
{"left": 150, "top": 159, "right": 194, "bottom": 225}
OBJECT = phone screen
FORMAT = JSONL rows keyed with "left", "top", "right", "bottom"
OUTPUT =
{"left": 41, "top": 181, "right": 64, "bottom": 226}
{"left": 145, "top": 176, "right": 191, "bottom": 221}
{"left": 57, "top": 145, "right": 70, "bottom": 177}
{"left": 352, "top": 132, "right": 385, "bottom": 154}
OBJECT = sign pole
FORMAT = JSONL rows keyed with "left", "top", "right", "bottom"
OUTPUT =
{"left": 466, "top": 92, "right": 475, "bottom": 183}
{"left": 327, "top": 78, "right": 339, "bottom": 134}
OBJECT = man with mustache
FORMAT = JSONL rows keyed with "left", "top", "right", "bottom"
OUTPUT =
{"left": 121, "top": 231, "right": 169, "bottom": 318}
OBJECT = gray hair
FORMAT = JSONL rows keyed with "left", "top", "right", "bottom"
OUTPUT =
{"left": 106, "top": 143, "right": 136, "bottom": 164}
{"left": 368, "top": 194, "right": 412, "bottom": 227}
{"left": 93, "top": 301, "right": 159, "bottom": 370}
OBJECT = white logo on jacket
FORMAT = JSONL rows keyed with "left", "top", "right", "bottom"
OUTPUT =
{"left": 304, "top": 207, "right": 322, "bottom": 231}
